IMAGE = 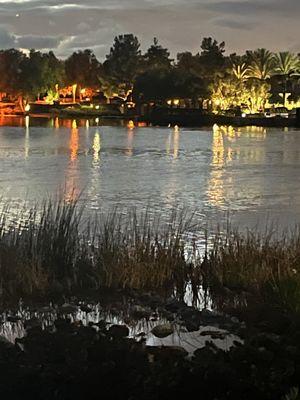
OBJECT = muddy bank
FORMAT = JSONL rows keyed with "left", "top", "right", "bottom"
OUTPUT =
{"left": 1, "top": 303, "right": 300, "bottom": 400}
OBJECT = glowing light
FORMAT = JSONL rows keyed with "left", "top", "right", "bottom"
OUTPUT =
{"left": 24, "top": 104, "right": 30, "bottom": 112}
{"left": 174, "top": 125, "right": 179, "bottom": 133}
{"left": 127, "top": 120, "right": 135, "bottom": 129}
{"left": 25, "top": 115, "right": 29, "bottom": 129}
{"left": 86, "top": 120, "right": 89, "bottom": 129}
{"left": 167, "top": 100, "right": 172, "bottom": 106}
{"left": 95, "top": 105, "right": 100, "bottom": 110}
{"left": 173, "top": 99, "right": 180, "bottom": 106}
{"left": 25, "top": 116, "right": 29, "bottom": 159}
{"left": 95, "top": 117, "right": 99, "bottom": 124}
{"left": 70, "top": 122, "right": 79, "bottom": 162}
{"left": 93, "top": 132, "right": 101, "bottom": 162}
{"left": 54, "top": 117, "right": 59, "bottom": 129}
{"left": 173, "top": 129, "right": 179, "bottom": 159}
{"left": 242, "top": 113, "right": 246, "bottom": 118}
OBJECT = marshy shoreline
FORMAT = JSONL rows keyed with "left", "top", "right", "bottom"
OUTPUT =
{"left": 1, "top": 199, "right": 300, "bottom": 399}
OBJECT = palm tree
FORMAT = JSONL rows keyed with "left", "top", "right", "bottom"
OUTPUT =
{"left": 273, "top": 52, "right": 300, "bottom": 106}
{"left": 232, "top": 62, "right": 250, "bottom": 83}
{"left": 247, "top": 48, "right": 275, "bottom": 80}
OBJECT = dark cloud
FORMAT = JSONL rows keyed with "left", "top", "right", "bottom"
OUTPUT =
{"left": 17, "top": 34, "right": 65, "bottom": 50}
{"left": 205, "top": 0, "right": 300, "bottom": 19}
{"left": 0, "top": 0, "right": 297, "bottom": 58}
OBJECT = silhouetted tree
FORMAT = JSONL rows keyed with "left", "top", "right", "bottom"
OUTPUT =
{"left": 0, "top": 49, "right": 26, "bottom": 104}
{"left": 21, "top": 50, "right": 65, "bottom": 100}
{"left": 104, "top": 34, "right": 143, "bottom": 95}
{"left": 144, "top": 38, "right": 172, "bottom": 70}
{"left": 65, "top": 50, "right": 100, "bottom": 100}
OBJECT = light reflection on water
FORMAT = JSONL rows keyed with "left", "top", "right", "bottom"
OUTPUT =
{"left": 0, "top": 116, "right": 300, "bottom": 232}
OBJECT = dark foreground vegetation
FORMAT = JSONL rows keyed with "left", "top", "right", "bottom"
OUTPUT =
{"left": 2, "top": 199, "right": 300, "bottom": 399}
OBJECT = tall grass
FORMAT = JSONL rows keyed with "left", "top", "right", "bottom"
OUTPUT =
{"left": 204, "top": 225, "right": 300, "bottom": 312}
{"left": 0, "top": 199, "right": 201, "bottom": 302}
{"left": 2, "top": 198, "right": 300, "bottom": 314}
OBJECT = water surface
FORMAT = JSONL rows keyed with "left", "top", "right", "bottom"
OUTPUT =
{"left": 0, "top": 116, "right": 299, "bottom": 231}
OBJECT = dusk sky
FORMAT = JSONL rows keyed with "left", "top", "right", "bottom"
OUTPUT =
{"left": 0, "top": 0, "right": 299, "bottom": 59}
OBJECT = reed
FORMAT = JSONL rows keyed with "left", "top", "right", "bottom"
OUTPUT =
{"left": 0, "top": 199, "right": 201, "bottom": 302}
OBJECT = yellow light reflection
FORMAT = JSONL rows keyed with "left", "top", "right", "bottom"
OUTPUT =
{"left": 24, "top": 115, "right": 29, "bottom": 159}
{"left": 173, "top": 129, "right": 179, "bottom": 159}
{"left": 93, "top": 131, "right": 101, "bottom": 162}
{"left": 70, "top": 121, "right": 79, "bottom": 162}
{"left": 127, "top": 120, "right": 135, "bottom": 130}
{"left": 54, "top": 117, "right": 60, "bottom": 129}
{"left": 207, "top": 124, "right": 226, "bottom": 207}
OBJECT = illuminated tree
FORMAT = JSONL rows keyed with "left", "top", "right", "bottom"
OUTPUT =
{"left": 273, "top": 52, "right": 300, "bottom": 106}
{"left": 247, "top": 48, "right": 275, "bottom": 80}
{"left": 21, "top": 50, "right": 65, "bottom": 101}
{"left": 65, "top": 50, "right": 100, "bottom": 101}
{"left": 232, "top": 62, "right": 250, "bottom": 83}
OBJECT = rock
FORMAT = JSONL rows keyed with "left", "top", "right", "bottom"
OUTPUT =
{"left": 165, "top": 298, "right": 186, "bottom": 313}
{"left": 180, "top": 307, "right": 201, "bottom": 331}
{"left": 200, "top": 330, "right": 227, "bottom": 340}
{"left": 154, "top": 346, "right": 188, "bottom": 360}
{"left": 185, "top": 321, "right": 200, "bottom": 332}
{"left": 151, "top": 324, "right": 174, "bottom": 338}
{"left": 108, "top": 325, "right": 130, "bottom": 338}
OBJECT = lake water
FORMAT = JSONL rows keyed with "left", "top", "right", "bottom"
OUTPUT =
{"left": 0, "top": 116, "right": 300, "bottom": 232}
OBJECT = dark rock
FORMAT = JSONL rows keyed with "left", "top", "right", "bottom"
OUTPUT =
{"left": 108, "top": 325, "right": 129, "bottom": 338}
{"left": 151, "top": 324, "right": 174, "bottom": 338}
{"left": 165, "top": 298, "right": 186, "bottom": 313}
{"left": 200, "top": 330, "right": 227, "bottom": 340}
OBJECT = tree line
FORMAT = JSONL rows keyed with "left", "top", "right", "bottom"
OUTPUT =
{"left": 0, "top": 34, "right": 300, "bottom": 113}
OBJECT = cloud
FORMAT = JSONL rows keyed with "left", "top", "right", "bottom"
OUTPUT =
{"left": 214, "top": 18, "right": 255, "bottom": 31}
{"left": 205, "top": 0, "right": 300, "bottom": 19}
{"left": 0, "top": 25, "right": 16, "bottom": 48}
{"left": 17, "top": 34, "right": 65, "bottom": 49}
{"left": 0, "top": 0, "right": 297, "bottom": 59}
